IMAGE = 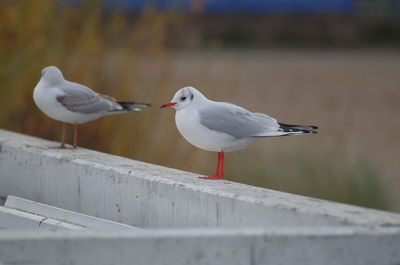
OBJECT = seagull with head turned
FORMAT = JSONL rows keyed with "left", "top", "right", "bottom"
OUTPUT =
{"left": 161, "top": 86, "right": 318, "bottom": 180}
{"left": 33, "top": 66, "right": 150, "bottom": 149}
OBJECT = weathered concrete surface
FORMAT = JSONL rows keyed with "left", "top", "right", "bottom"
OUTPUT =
{"left": 0, "top": 206, "right": 85, "bottom": 230}
{"left": 0, "top": 227, "right": 399, "bottom": 265}
{"left": 1, "top": 129, "right": 400, "bottom": 229}
{"left": 4, "top": 196, "right": 140, "bottom": 231}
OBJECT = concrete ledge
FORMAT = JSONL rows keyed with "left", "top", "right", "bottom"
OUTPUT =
{"left": 4, "top": 196, "right": 140, "bottom": 231}
{"left": 0, "top": 227, "right": 399, "bottom": 265}
{"left": 1, "top": 129, "right": 400, "bottom": 228}
{"left": 1, "top": 129, "right": 400, "bottom": 265}
{"left": 0, "top": 206, "right": 85, "bottom": 230}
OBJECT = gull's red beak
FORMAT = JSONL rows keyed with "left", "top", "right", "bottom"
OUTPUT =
{"left": 161, "top": 102, "right": 176, "bottom": 108}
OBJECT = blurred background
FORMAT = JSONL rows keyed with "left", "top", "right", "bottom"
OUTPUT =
{"left": 0, "top": 0, "right": 399, "bottom": 212}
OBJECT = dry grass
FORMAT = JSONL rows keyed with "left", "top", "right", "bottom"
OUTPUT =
{"left": 1, "top": 1, "right": 399, "bottom": 211}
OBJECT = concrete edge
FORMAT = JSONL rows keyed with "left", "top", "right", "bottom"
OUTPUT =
{"left": 0, "top": 227, "right": 399, "bottom": 265}
{"left": 0, "top": 226, "right": 400, "bottom": 240}
{"left": 4, "top": 196, "right": 140, "bottom": 231}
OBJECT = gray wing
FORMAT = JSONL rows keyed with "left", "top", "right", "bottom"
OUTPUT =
{"left": 199, "top": 102, "right": 280, "bottom": 138}
{"left": 56, "top": 81, "right": 121, "bottom": 114}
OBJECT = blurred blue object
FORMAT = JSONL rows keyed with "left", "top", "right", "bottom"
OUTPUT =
{"left": 202, "top": 0, "right": 353, "bottom": 13}
{"left": 99, "top": 0, "right": 353, "bottom": 14}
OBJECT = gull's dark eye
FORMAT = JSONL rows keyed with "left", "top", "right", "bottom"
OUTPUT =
{"left": 180, "top": 96, "right": 186, "bottom": 101}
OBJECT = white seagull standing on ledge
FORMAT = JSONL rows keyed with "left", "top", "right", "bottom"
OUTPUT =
{"left": 161, "top": 86, "right": 318, "bottom": 180}
{"left": 33, "top": 66, "right": 150, "bottom": 149}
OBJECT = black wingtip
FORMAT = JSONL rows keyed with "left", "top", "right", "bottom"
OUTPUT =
{"left": 117, "top": 101, "right": 151, "bottom": 111}
{"left": 118, "top": 101, "right": 151, "bottom": 106}
{"left": 278, "top": 122, "right": 319, "bottom": 134}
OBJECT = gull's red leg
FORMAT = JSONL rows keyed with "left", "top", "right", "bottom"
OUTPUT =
{"left": 217, "top": 151, "right": 224, "bottom": 177}
{"left": 200, "top": 152, "right": 224, "bottom": 180}
{"left": 73, "top": 123, "right": 78, "bottom": 149}
{"left": 59, "top": 122, "right": 67, "bottom": 149}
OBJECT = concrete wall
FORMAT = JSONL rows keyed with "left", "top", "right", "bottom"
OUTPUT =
{"left": 1, "top": 129, "right": 400, "bottom": 265}
{"left": 0, "top": 227, "right": 400, "bottom": 265}
{"left": 1, "top": 129, "right": 400, "bottom": 229}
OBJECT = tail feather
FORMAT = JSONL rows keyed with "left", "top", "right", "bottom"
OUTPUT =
{"left": 116, "top": 101, "right": 151, "bottom": 112}
{"left": 278, "top": 123, "right": 318, "bottom": 135}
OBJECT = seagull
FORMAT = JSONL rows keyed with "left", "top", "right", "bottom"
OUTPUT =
{"left": 33, "top": 66, "right": 150, "bottom": 149}
{"left": 161, "top": 86, "right": 318, "bottom": 180}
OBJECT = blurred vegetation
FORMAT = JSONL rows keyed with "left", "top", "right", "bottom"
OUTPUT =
{"left": 0, "top": 0, "right": 394, "bottom": 211}
{"left": 0, "top": 0, "right": 182, "bottom": 157}
{"left": 229, "top": 144, "right": 390, "bottom": 210}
